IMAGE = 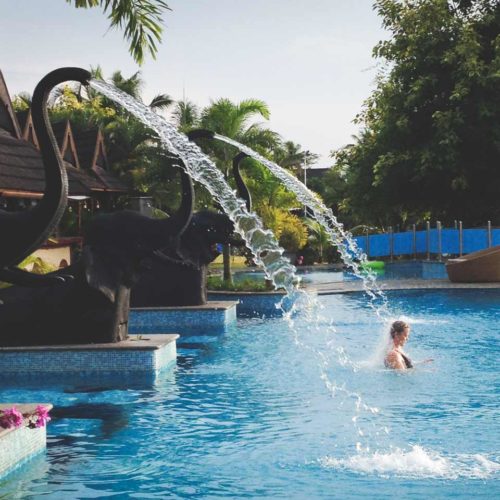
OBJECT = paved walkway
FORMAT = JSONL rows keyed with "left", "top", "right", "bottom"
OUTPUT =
{"left": 306, "top": 279, "right": 500, "bottom": 295}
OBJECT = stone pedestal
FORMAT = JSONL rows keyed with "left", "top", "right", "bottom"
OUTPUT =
{"left": 129, "top": 301, "right": 238, "bottom": 335}
{"left": 0, "top": 335, "right": 178, "bottom": 376}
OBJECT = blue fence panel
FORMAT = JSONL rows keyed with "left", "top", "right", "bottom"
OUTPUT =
{"left": 441, "top": 228, "right": 459, "bottom": 254}
{"left": 492, "top": 229, "right": 500, "bottom": 246}
{"left": 415, "top": 230, "right": 428, "bottom": 254}
{"left": 393, "top": 232, "right": 413, "bottom": 255}
{"left": 355, "top": 227, "right": 498, "bottom": 259}
{"left": 368, "top": 233, "right": 390, "bottom": 257}
{"left": 463, "top": 229, "right": 488, "bottom": 253}
{"left": 353, "top": 236, "right": 367, "bottom": 255}
{"left": 428, "top": 229, "right": 439, "bottom": 254}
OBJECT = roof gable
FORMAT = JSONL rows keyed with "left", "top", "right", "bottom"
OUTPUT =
{"left": 0, "top": 71, "right": 22, "bottom": 139}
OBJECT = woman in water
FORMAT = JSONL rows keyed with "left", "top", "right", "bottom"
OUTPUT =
{"left": 385, "top": 320, "right": 433, "bottom": 370}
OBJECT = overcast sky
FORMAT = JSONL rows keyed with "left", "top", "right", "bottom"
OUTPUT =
{"left": 0, "top": 0, "right": 386, "bottom": 168}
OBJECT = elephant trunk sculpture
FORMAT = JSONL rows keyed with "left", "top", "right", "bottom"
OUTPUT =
{"left": 130, "top": 132, "right": 251, "bottom": 308}
{"left": 0, "top": 68, "right": 91, "bottom": 287}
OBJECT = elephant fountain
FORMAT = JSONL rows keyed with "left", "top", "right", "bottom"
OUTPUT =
{"left": 0, "top": 68, "right": 194, "bottom": 346}
{"left": 131, "top": 131, "right": 250, "bottom": 307}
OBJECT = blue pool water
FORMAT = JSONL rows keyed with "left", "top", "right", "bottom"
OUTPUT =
{"left": 235, "top": 260, "right": 448, "bottom": 285}
{"left": 0, "top": 289, "right": 498, "bottom": 498}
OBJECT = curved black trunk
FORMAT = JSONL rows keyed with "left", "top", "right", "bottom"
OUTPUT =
{"left": 0, "top": 68, "right": 90, "bottom": 269}
{"left": 232, "top": 151, "right": 251, "bottom": 211}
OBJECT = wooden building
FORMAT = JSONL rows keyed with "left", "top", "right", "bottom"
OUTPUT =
{"left": 0, "top": 70, "right": 130, "bottom": 238}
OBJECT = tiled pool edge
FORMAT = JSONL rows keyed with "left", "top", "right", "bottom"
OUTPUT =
{"left": 130, "top": 301, "right": 238, "bottom": 334}
{"left": 0, "top": 335, "right": 179, "bottom": 374}
{"left": 207, "top": 292, "right": 293, "bottom": 317}
{"left": 0, "top": 404, "right": 51, "bottom": 480}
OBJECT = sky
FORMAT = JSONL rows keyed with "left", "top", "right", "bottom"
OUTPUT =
{"left": 0, "top": 0, "right": 387, "bottom": 168}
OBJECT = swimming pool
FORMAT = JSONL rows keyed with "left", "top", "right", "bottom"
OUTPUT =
{"left": 0, "top": 289, "right": 498, "bottom": 498}
{"left": 235, "top": 260, "right": 448, "bottom": 285}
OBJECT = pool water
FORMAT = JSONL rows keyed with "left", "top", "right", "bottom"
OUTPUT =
{"left": 235, "top": 260, "right": 448, "bottom": 286}
{"left": 0, "top": 289, "right": 498, "bottom": 498}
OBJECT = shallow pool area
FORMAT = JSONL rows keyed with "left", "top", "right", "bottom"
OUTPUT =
{"left": 0, "top": 289, "right": 498, "bottom": 498}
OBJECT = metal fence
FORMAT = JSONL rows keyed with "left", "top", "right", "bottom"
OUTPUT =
{"left": 354, "top": 221, "right": 500, "bottom": 260}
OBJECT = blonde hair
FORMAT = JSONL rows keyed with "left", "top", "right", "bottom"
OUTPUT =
{"left": 390, "top": 320, "right": 409, "bottom": 339}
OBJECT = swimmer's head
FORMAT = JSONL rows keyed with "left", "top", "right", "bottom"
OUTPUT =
{"left": 390, "top": 320, "right": 410, "bottom": 344}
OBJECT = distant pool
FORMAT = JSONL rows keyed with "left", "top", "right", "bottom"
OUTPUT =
{"left": 0, "top": 289, "right": 498, "bottom": 498}
{"left": 235, "top": 260, "right": 448, "bottom": 284}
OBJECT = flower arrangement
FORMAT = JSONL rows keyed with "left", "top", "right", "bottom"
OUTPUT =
{"left": 0, "top": 405, "right": 51, "bottom": 430}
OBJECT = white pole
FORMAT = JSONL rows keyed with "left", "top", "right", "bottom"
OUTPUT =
{"left": 303, "top": 151, "right": 308, "bottom": 217}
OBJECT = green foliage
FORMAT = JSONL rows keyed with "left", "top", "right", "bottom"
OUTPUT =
{"left": 304, "top": 218, "right": 332, "bottom": 263}
{"left": 66, "top": 0, "right": 170, "bottom": 65}
{"left": 207, "top": 276, "right": 270, "bottom": 292}
{"left": 332, "top": 0, "right": 500, "bottom": 226}
{"left": 259, "top": 206, "right": 308, "bottom": 252}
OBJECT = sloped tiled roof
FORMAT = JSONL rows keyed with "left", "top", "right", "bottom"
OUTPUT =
{"left": 73, "top": 127, "right": 128, "bottom": 192}
{"left": 73, "top": 128, "right": 99, "bottom": 170}
{"left": 0, "top": 71, "right": 21, "bottom": 139}
{"left": 0, "top": 129, "right": 109, "bottom": 197}
{"left": 16, "top": 110, "right": 29, "bottom": 133}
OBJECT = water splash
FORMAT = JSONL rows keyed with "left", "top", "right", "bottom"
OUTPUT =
{"left": 320, "top": 446, "right": 500, "bottom": 479}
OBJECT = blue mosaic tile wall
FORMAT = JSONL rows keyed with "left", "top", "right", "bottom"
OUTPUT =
{"left": 129, "top": 305, "right": 237, "bottom": 335}
{"left": 0, "top": 344, "right": 176, "bottom": 375}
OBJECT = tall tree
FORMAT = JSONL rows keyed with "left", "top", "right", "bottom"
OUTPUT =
{"left": 333, "top": 0, "right": 500, "bottom": 227}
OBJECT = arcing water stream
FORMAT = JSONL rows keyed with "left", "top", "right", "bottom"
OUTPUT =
{"left": 90, "top": 78, "right": 380, "bottom": 448}
{"left": 88, "top": 80, "right": 498, "bottom": 478}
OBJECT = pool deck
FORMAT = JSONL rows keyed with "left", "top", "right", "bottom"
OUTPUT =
{"left": 306, "top": 279, "right": 500, "bottom": 295}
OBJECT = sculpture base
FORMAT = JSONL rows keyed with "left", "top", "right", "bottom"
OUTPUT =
{"left": 208, "top": 292, "right": 293, "bottom": 317}
{"left": 0, "top": 403, "right": 52, "bottom": 479}
{"left": 129, "top": 301, "right": 238, "bottom": 335}
{"left": 0, "top": 335, "right": 178, "bottom": 376}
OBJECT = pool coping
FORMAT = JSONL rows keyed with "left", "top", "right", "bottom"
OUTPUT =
{"left": 0, "top": 334, "right": 179, "bottom": 353}
{"left": 308, "top": 279, "right": 500, "bottom": 295}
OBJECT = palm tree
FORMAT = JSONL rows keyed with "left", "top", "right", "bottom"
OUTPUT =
{"left": 109, "top": 70, "right": 173, "bottom": 111}
{"left": 66, "top": 0, "right": 171, "bottom": 65}
{"left": 304, "top": 219, "right": 331, "bottom": 263}
{"left": 272, "top": 141, "right": 319, "bottom": 178}
{"left": 200, "top": 98, "right": 280, "bottom": 282}
{"left": 173, "top": 99, "right": 200, "bottom": 132}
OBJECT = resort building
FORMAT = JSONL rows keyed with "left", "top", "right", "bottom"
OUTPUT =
{"left": 0, "top": 70, "right": 131, "bottom": 265}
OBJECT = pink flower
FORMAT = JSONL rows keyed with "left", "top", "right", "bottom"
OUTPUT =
{"left": 0, "top": 407, "right": 24, "bottom": 429}
{"left": 34, "top": 405, "right": 51, "bottom": 428}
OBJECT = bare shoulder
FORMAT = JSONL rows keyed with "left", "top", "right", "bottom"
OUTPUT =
{"left": 385, "top": 350, "right": 405, "bottom": 370}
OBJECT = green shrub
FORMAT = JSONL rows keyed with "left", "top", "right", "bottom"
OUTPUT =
{"left": 207, "top": 276, "right": 271, "bottom": 292}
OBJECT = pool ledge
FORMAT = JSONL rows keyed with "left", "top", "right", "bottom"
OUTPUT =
{"left": 308, "top": 279, "right": 500, "bottom": 295}
{"left": 0, "top": 403, "right": 52, "bottom": 479}
{"left": 130, "top": 301, "right": 238, "bottom": 335}
{"left": 0, "top": 334, "right": 179, "bottom": 374}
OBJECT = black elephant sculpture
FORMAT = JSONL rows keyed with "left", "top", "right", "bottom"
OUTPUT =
{"left": 131, "top": 132, "right": 250, "bottom": 308}
{"left": 0, "top": 67, "right": 90, "bottom": 287}
{"left": 0, "top": 164, "right": 193, "bottom": 346}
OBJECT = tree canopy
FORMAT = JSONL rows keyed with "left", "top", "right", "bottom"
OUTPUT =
{"left": 331, "top": 0, "right": 500, "bottom": 227}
